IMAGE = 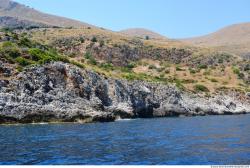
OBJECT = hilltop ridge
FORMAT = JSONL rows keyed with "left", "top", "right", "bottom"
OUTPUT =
{"left": 120, "top": 28, "right": 167, "bottom": 40}
{"left": 182, "top": 22, "right": 250, "bottom": 58}
{"left": 0, "top": 0, "right": 92, "bottom": 28}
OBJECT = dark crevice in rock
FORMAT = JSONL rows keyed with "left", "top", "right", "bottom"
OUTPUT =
{"left": 0, "top": 62, "right": 250, "bottom": 124}
{"left": 0, "top": 115, "right": 18, "bottom": 124}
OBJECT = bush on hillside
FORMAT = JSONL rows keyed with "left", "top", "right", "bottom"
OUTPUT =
{"left": 0, "top": 42, "right": 21, "bottom": 59}
{"left": 198, "top": 64, "right": 208, "bottom": 69}
{"left": 194, "top": 84, "right": 209, "bottom": 92}
{"left": 91, "top": 37, "right": 97, "bottom": 42}
{"left": 15, "top": 57, "right": 32, "bottom": 66}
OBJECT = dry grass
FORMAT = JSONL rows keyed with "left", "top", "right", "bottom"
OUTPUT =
{"left": 132, "top": 59, "right": 248, "bottom": 93}
{"left": 182, "top": 22, "right": 250, "bottom": 57}
{"left": 29, "top": 27, "right": 193, "bottom": 50}
{"left": 22, "top": 28, "right": 249, "bottom": 93}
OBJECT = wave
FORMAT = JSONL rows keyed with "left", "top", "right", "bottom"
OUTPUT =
{"left": 115, "top": 117, "right": 137, "bottom": 122}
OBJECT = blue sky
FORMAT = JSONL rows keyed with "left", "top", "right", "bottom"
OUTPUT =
{"left": 15, "top": 0, "right": 250, "bottom": 38}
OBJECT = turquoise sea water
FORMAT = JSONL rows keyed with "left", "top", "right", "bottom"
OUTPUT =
{"left": 0, "top": 114, "right": 250, "bottom": 165}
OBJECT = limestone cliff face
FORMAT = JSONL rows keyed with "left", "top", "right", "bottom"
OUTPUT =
{"left": 0, "top": 62, "right": 249, "bottom": 124}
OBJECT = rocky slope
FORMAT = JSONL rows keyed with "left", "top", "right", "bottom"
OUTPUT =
{"left": 0, "top": 16, "right": 49, "bottom": 29}
{"left": 0, "top": 61, "right": 249, "bottom": 124}
{"left": 0, "top": 0, "right": 92, "bottom": 28}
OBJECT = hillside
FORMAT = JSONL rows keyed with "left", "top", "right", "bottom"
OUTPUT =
{"left": 0, "top": 0, "right": 249, "bottom": 94}
{"left": 119, "top": 28, "right": 167, "bottom": 40}
{"left": 182, "top": 22, "right": 250, "bottom": 58}
{"left": 2, "top": 26, "right": 249, "bottom": 94}
{"left": 0, "top": 0, "right": 92, "bottom": 28}
{"left": 0, "top": 1, "right": 250, "bottom": 124}
{"left": 0, "top": 30, "right": 249, "bottom": 124}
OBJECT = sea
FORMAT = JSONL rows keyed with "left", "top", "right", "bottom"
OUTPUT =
{"left": 0, "top": 114, "right": 250, "bottom": 165}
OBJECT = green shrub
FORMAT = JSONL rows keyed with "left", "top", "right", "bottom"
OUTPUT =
{"left": 71, "top": 61, "right": 85, "bottom": 69}
{"left": 137, "top": 73, "right": 149, "bottom": 81}
{"left": 15, "top": 57, "right": 32, "bottom": 66}
{"left": 160, "top": 73, "right": 165, "bottom": 78}
{"left": 175, "top": 79, "right": 185, "bottom": 90}
{"left": 91, "top": 37, "right": 97, "bottom": 42}
{"left": 38, "top": 57, "right": 54, "bottom": 64}
{"left": 194, "top": 84, "right": 209, "bottom": 92}
{"left": 88, "top": 57, "right": 97, "bottom": 65}
{"left": 232, "top": 67, "right": 240, "bottom": 75}
{"left": 127, "top": 62, "right": 136, "bottom": 69}
{"left": 16, "top": 66, "right": 23, "bottom": 72}
{"left": 84, "top": 52, "right": 92, "bottom": 59}
{"left": 28, "top": 48, "right": 46, "bottom": 61}
{"left": 79, "top": 37, "right": 85, "bottom": 43}
{"left": 99, "top": 63, "right": 114, "bottom": 71}
{"left": 244, "top": 64, "right": 250, "bottom": 71}
{"left": 148, "top": 65, "right": 157, "bottom": 69}
{"left": 157, "top": 67, "right": 165, "bottom": 72}
{"left": 155, "top": 53, "right": 161, "bottom": 60}
{"left": 181, "top": 79, "right": 197, "bottom": 84}
{"left": 1, "top": 42, "right": 21, "bottom": 58}
{"left": 165, "top": 69, "right": 170, "bottom": 74}
{"left": 55, "top": 56, "right": 70, "bottom": 63}
{"left": 189, "top": 68, "right": 196, "bottom": 74}
{"left": 99, "top": 40, "right": 105, "bottom": 47}
{"left": 122, "top": 73, "right": 137, "bottom": 81}
{"left": 120, "top": 67, "right": 132, "bottom": 73}
{"left": 198, "top": 64, "right": 208, "bottom": 69}
{"left": 28, "top": 48, "right": 69, "bottom": 64}
{"left": 0, "top": 27, "right": 11, "bottom": 32}
{"left": 218, "top": 58, "right": 223, "bottom": 64}
{"left": 210, "top": 78, "right": 218, "bottom": 82}
{"left": 18, "top": 37, "right": 32, "bottom": 47}
{"left": 176, "top": 65, "right": 184, "bottom": 71}
{"left": 238, "top": 72, "right": 245, "bottom": 79}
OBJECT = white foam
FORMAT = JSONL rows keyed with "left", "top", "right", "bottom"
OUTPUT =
{"left": 115, "top": 117, "right": 136, "bottom": 121}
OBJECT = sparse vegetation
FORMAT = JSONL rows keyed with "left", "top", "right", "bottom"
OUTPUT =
{"left": 127, "top": 62, "right": 136, "bottom": 69}
{"left": 84, "top": 52, "right": 92, "bottom": 59}
{"left": 210, "top": 78, "right": 218, "bottom": 83}
{"left": 198, "top": 64, "right": 208, "bottom": 69}
{"left": 99, "top": 40, "right": 105, "bottom": 47}
{"left": 0, "top": 41, "right": 21, "bottom": 59}
{"left": 91, "top": 36, "right": 97, "bottom": 42}
{"left": 232, "top": 66, "right": 240, "bottom": 75}
{"left": 176, "top": 65, "right": 184, "bottom": 71}
{"left": 70, "top": 61, "right": 85, "bottom": 69}
{"left": 189, "top": 68, "right": 196, "bottom": 74}
{"left": 84, "top": 52, "right": 97, "bottom": 65}
{"left": 0, "top": 31, "right": 69, "bottom": 70}
{"left": 148, "top": 64, "right": 157, "bottom": 69}
{"left": 194, "top": 84, "right": 209, "bottom": 92}
{"left": 0, "top": 26, "right": 248, "bottom": 95}
{"left": 15, "top": 57, "right": 33, "bottom": 66}
{"left": 99, "top": 63, "right": 114, "bottom": 71}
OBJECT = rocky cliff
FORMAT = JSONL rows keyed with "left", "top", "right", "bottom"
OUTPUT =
{"left": 0, "top": 61, "right": 249, "bottom": 124}
{"left": 0, "top": 16, "right": 49, "bottom": 29}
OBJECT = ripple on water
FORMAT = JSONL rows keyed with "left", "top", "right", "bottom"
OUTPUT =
{"left": 0, "top": 114, "right": 250, "bottom": 165}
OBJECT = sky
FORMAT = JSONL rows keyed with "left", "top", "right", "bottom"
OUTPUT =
{"left": 14, "top": 0, "right": 250, "bottom": 38}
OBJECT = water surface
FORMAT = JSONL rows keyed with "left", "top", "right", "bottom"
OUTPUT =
{"left": 0, "top": 115, "right": 250, "bottom": 165}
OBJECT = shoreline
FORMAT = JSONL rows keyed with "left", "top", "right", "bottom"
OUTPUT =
{"left": 0, "top": 112, "right": 249, "bottom": 126}
{"left": 1, "top": 62, "right": 250, "bottom": 125}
